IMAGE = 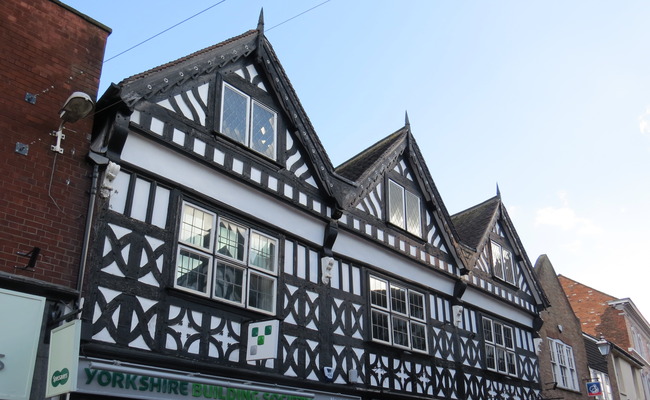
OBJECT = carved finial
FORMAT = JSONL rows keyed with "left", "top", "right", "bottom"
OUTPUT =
{"left": 257, "top": 8, "right": 265, "bottom": 34}
{"left": 496, "top": 183, "right": 501, "bottom": 198}
{"left": 405, "top": 110, "right": 410, "bottom": 127}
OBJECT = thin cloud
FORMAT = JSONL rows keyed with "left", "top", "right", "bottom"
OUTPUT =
{"left": 638, "top": 106, "right": 650, "bottom": 136}
{"left": 534, "top": 193, "right": 603, "bottom": 235}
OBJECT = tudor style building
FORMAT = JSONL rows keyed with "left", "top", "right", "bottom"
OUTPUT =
{"left": 76, "top": 15, "right": 549, "bottom": 400}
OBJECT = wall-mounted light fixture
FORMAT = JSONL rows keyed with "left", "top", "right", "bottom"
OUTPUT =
{"left": 51, "top": 92, "right": 94, "bottom": 154}
{"left": 596, "top": 337, "right": 612, "bottom": 356}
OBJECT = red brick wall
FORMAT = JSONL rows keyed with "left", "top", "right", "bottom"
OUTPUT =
{"left": 559, "top": 275, "right": 630, "bottom": 349}
{"left": 0, "top": 0, "right": 109, "bottom": 288}
{"left": 535, "top": 257, "right": 590, "bottom": 399}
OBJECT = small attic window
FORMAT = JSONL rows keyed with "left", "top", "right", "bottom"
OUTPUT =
{"left": 388, "top": 179, "right": 422, "bottom": 237}
{"left": 220, "top": 83, "right": 277, "bottom": 160}
{"left": 490, "top": 241, "right": 516, "bottom": 285}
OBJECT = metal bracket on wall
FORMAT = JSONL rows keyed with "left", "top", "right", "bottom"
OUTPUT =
{"left": 15, "top": 247, "right": 41, "bottom": 270}
{"left": 15, "top": 142, "right": 29, "bottom": 155}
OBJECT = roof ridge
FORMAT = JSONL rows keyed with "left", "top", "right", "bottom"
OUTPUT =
{"left": 335, "top": 127, "right": 407, "bottom": 181}
{"left": 119, "top": 29, "right": 259, "bottom": 86}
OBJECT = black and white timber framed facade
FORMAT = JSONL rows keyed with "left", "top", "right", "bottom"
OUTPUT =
{"left": 78, "top": 14, "right": 550, "bottom": 400}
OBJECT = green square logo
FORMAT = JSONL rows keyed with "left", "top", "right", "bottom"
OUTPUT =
{"left": 252, "top": 327, "right": 259, "bottom": 337}
{"left": 265, "top": 325, "right": 272, "bottom": 335}
{"left": 257, "top": 336, "right": 265, "bottom": 345}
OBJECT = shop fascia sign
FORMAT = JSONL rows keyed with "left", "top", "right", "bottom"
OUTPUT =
{"left": 78, "top": 359, "right": 358, "bottom": 400}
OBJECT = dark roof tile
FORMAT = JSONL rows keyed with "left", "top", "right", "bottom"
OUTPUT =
{"left": 451, "top": 196, "right": 500, "bottom": 249}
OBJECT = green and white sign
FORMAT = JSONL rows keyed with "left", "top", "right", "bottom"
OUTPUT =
{"left": 246, "top": 320, "right": 279, "bottom": 361}
{"left": 45, "top": 319, "right": 81, "bottom": 397}
{"left": 77, "top": 358, "right": 360, "bottom": 400}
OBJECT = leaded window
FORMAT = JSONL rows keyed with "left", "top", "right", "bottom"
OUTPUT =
{"left": 388, "top": 180, "right": 422, "bottom": 236}
{"left": 369, "top": 275, "right": 428, "bottom": 353}
{"left": 550, "top": 339, "right": 579, "bottom": 391}
{"left": 175, "top": 202, "right": 278, "bottom": 314}
{"left": 490, "top": 241, "right": 516, "bottom": 285}
{"left": 220, "top": 83, "right": 277, "bottom": 159}
{"left": 483, "top": 317, "right": 517, "bottom": 376}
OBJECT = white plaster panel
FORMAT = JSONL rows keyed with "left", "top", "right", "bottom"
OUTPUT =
{"left": 151, "top": 186, "right": 170, "bottom": 229}
{"left": 150, "top": 117, "right": 164, "bottom": 135}
{"left": 121, "top": 133, "right": 325, "bottom": 244}
{"left": 284, "top": 240, "right": 294, "bottom": 276}
{"left": 462, "top": 286, "right": 534, "bottom": 327}
{"left": 334, "top": 230, "right": 456, "bottom": 296}
{"left": 172, "top": 129, "right": 185, "bottom": 146}
{"left": 131, "top": 178, "right": 151, "bottom": 222}
{"left": 109, "top": 171, "right": 131, "bottom": 213}
{"left": 309, "top": 249, "right": 318, "bottom": 284}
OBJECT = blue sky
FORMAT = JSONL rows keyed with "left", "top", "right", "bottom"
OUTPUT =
{"left": 64, "top": 1, "right": 650, "bottom": 319}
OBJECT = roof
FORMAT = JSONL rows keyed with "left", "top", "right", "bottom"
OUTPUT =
{"left": 336, "top": 128, "right": 407, "bottom": 182}
{"left": 118, "top": 29, "right": 259, "bottom": 86}
{"left": 97, "top": 16, "right": 343, "bottom": 204}
{"left": 451, "top": 196, "right": 500, "bottom": 250}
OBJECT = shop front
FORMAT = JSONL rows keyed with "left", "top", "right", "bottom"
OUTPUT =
{"left": 74, "top": 358, "right": 360, "bottom": 400}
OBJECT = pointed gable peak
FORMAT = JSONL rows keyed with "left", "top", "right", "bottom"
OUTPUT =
{"left": 405, "top": 110, "right": 410, "bottom": 128}
{"left": 335, "top": 127, "right": 408, "bottom": 183}
{"left": 257, "top": 8, "right": 265, "bottom": 34}
{"left": 451, "top": 196, "right": 501, "bottom": 250}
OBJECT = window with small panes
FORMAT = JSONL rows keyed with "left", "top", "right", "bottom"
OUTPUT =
{"left": 174, "top": 201, "right": 279, "bottom": 314}
{"left": 549, "top": 339, "right": 579, "bottom": 391}
{"left": 387, "top": 179, "right": 422, "bottom": 237}
{"left": 369, "top": 275, "right": 428, "bottom": 353}
{"left": 483, "top": 317, "right": 517, "bottom": 376}
{"left": 490, "top": 240, "right": 516, "bottom": 286}
{"left": 219, "top": 82, "right": 277, "bottom": 160}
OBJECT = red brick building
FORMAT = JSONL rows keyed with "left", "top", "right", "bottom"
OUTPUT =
{"left": 0, "top": 1, "right": 109, "bottom": 398}
{"left": 559, "top": 275, "right": 650, "bottom": 399}
{"left": 535, "top": 256, "right": 593, "bottom": 399}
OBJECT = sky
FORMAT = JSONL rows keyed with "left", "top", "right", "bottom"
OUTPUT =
{"left": 63, "top": 1, "right": 650, "bottom": 320}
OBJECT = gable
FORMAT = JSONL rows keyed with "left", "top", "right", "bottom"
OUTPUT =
{"left": 347, "top": 154, "right": 452, "bottom": 264}
{"left": 156, "top": 81, "right": 210, "bottom": 127}
{"left": 95, "top": 30, "right": 340, "bottom": 221}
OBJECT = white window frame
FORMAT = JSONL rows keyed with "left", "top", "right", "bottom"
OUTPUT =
{"left": 483, "top": 317, "right": 518, "bottom": 376}
{"left": 219, "top": 82, "right": 277, "bottom": 160}
{"left": 369, "top": 275, "right": 428, "bottom": 353}
{"left": 549, "top": 339, "right": 579, "bottom": 391}
{"left": 589, "top": 368, "right": 613, "bottom": 400}
{"left": 387, "top": 179, "right": 422, "bottom": 237}
{"left": 174, "top": 201, "right": 278, "bottom": 315}
{"left": 490, "top": 241, "right": 516, "bottom": 285}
